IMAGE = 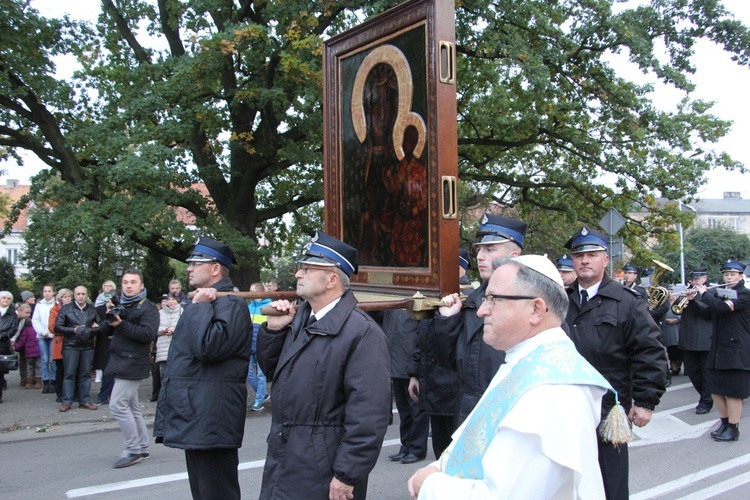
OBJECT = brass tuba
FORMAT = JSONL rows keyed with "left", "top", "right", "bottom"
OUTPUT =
{"left": 647, "top": 259, "right": 674, "bottom": 310}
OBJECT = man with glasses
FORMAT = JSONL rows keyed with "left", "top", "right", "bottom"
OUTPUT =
{"left": 408, "top": 255, "right": 617, "bottom": 498}
{"left": 564, "top": 227, "right": 666, "bottom": 500}
{"left": 432, "top": 213, "right": 527, "bottom": 428}
{"left": 154, "top": 237, "right": 251, "bottom": 500}
{"left": 257, "top": 231, "right": 390, "bottom": 500}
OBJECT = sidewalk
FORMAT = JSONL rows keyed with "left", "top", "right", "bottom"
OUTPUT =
{"left": 0, "top": 375, "right": 157, "bottom": 443}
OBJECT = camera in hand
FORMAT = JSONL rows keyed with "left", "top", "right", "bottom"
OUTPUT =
{"left": 104, "top": 291, "right": 124, "bottom": 317}
{"left": 108, "top": 304, "right": 125, "bottom": 317}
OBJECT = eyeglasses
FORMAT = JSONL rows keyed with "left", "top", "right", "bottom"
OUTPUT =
{"left": 187, "top": 261, "right": 216, "bottom": 269}
{"left": 296, "top": 264, "right": 337, "bottom": 275}
{"left": 481, "top": 293, "right": 537, "bottom": 308}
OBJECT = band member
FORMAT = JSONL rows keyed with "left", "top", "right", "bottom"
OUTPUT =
{"left": 678, "top": 268, "right": 713, "bottom": 414}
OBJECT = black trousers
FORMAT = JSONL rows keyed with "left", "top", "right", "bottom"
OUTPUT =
{"left": 392, "top": 378, "right": 429, "bottom": 459}
{"left": 429, "top": 414, "right": 454, "bottom": 460}
{"left": 597, "top": 435, "right": 629, "bottom": 500}
{"left": 683, "top": 350, "right": 712, "bottom": 407}
{"left": 185, "top": 448, "right": 240, "bottom": 500}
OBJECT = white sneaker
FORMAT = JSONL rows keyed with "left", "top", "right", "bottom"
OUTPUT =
{"left": 95, "top": 370, "right": 102, "bottom": 383}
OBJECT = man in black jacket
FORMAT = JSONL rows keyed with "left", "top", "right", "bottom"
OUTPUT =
{"left": 678, "top": 268, "right": 714, "bottom": 414}
{"left": 564, "top": 227, "right": 667, "bottom": 500}
{"left": 153, "top": 237, "right": 250, "bottom": 500}
{"left": 431, "top": 214, "right": 527, "bottom": 428}
{"left": 55, "top": 286, "right": 100, "bottom": 412}
{"left": 258, "top": 231, "right": 390, "bottom": 500}
{"left": 101, "top": 269, "right": 159, "bottom": 468}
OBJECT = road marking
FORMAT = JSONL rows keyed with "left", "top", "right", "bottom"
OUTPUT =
{"left": 676, "top": 471, "right": 750, "bottom": 500}
{"left": 67, "top": 441, "right": 404, "bottom": 497}
{"left": 631, "top": 453, "right": 750, "bottom": 499}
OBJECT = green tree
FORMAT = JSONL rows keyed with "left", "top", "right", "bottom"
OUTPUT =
{"left": 0, "top": 257, "right": 20, "bottom": 299}
{"left": 2, "top": 0, "right": 750, "bottom": 288}
{"left": 656, "top": 225, "right": 750, "bottom": 283}
{"left": 140, "top": 248, "right": 174, "bottom": 302}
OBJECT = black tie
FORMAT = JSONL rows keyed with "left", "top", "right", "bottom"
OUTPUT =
{"left": 580, "top": 290, "right": 588, "bottom": 307}
{"left": 305, "top": 314, "right": 317, "bottom": 329}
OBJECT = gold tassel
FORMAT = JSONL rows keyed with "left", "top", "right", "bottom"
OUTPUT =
{"left": 598, "top": 403, "right": 633, "bottom": 445}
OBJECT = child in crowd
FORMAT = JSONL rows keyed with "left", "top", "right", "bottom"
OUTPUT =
{"left": 13, "top": 304, "right": 42, "bottom": 389}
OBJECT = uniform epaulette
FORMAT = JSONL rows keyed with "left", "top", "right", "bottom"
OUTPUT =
{"left": 622, "top": 286, "right": 641, "bottom": 297}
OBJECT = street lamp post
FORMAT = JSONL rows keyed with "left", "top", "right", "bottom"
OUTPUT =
{"left": 679, "top": 201, "right": 696, "bottom": 285}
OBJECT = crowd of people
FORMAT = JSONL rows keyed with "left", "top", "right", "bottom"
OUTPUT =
{"left": 0, "top": 222, "right": 748, "bottom": 500}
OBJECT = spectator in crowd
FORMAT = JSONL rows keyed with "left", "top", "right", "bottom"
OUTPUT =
{"left": 0, "top": 291, "right": 18, "bottom": 403}
{"left": 408, "top": 256, "right": 616, "bottom": 499}
{"left": 55, "top": 286, "right": 100, "bottom": 412}
{"left": 93, "top": 280, "right": 117, "bottom": 385}
{"left": 154, "top": 237, "right": 251, "bottom": 500}
{"left": 11, "top": 298, "right": 28, "bottom": 387}
{"left": 258, "top": 231, "right": 390, "bottom": 499}
{"left": 12, "top": 304, "right": 41, "bottom": 389}
{"left": 20, "top": 290, "right": 36, "bottom": 314}
{"left": 32, "top": 284, "right": 57, "bottom": 393}
{"left": 432, "top": 214, "right": 527, "bottom": 429}
{"left": 264, "top": 278, "right": 279, "bottom": 293}
{"left": 247, "top": 282, "right": 270, "bottom": 411}
{"left": 155, "top": 292, "right": 182, "bottom": 399}
{"left": 101, "top": 269, "right": 159, "bottom": 468}
{"left": 149, "top": 294, "right": 168, "bottom": 401}
{"left": 168, "top": 279, "right": 189, "bottom": 307}
{"left": 49, "top": 288, "right": 72, "bottom": 402}
{"left": 383, "top": 309, "right": 429, "bottom": 465}
{"left": 564, "top": 227, "right": 666, "bottom": 499}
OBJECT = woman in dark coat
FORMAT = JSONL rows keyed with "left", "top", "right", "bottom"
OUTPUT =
{"left": 0, "top": 291, "right": 19, "bottom": 403}
{"left": 698, "top": 260, "right": 750, "bottom": 442}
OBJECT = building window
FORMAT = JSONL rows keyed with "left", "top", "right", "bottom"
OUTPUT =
{"left": 707, "top": 218, "right": 717, "bottom": 229}
{"left": 732, "top": 218, "right": 741, "bottom": 231}
{"left": 6, "top": 249, "right": 18, "bottom": 265}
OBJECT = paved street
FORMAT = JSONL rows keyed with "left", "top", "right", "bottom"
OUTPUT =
{"left": 2, "top": 374, "right": 750, "bottom": 498}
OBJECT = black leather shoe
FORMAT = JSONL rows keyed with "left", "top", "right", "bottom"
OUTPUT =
{"left": 713, "top": 426, "right": 739, "bottom": 442}
{"left": 711, "top": 421, "right": 728, "bottom": 437}
{"left": 400, "top": 453, "right": 424, "bottom": 465}
{"left": 388, "top": 452, "right": 407, "bottom": 461}
{"left": 696, "top": 405, "right": 711, "bottom": 415}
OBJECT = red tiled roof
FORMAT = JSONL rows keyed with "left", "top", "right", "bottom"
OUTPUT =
{"left": 0, "top": 182, "right": 30, "bottom": 231}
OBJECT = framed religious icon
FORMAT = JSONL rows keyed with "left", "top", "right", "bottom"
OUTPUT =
{"left": 323, "top": 0, "right": 458, "bottom": 298}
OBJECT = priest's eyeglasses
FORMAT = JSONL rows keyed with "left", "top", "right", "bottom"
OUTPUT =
{"left": 481, "top": 294, "right": 537, "bottom": 308}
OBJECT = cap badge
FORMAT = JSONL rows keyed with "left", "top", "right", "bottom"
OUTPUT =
{"left": 581, "top": 227, "right": 589, "bottom": 236}
{"left": 481, "top": 214, "right": 488, "bottom": 225}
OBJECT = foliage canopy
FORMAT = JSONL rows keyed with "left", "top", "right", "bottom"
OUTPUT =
{"left": 1, "top": 0, "right": 749, "bottom": 288}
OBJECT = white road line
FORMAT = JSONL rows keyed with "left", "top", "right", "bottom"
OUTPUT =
{"left": 630, "top": 453, "right": 750, "bottom": 499}
{"left": 676, "top": 471, "right": 750, "bottom": 500}
{"left": 666, "top": 382, "right": 694, "bottom": 392}
{"left": 66, "top": 441, "right": 404, "bottom": 497}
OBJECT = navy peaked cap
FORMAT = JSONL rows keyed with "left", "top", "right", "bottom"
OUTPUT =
{"left": 186, "top": 237, "right": 237, "bottom": 268}
{"left": 475, "top": 214, "right": 527, "bottom": 248}
{"left": 564, "top": 226, "right": 608, "bottom": 254}
{"left": 301, "top": 231, "right": 359, "bottom": 277}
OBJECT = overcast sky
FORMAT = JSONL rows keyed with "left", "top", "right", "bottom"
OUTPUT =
{"left": 3, "top": 0, "right": 749, "bottom": 200}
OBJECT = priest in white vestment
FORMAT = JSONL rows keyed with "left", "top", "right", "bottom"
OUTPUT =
{"left": 408, "top": 255, "right": 613, "bottom": 499}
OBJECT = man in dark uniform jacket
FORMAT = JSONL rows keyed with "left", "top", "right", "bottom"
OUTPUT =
{"left": 153, "top": 237, "right": 251, "bottom": 500}
{"left": 678, "top": 268, "right": 714, "bottom": 414}
{"left": 431, "top": 214, "right": 526, "bottom": 428}
{"left": 258, "top": 232, "right": 390, "bottom": 500}
{"left": 622, "top": 263, "right": 648, "bottom": 299}
{"left": 564, "top": 227, "right": 667, "bottom": 500}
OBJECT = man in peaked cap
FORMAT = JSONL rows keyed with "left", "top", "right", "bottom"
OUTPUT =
{"left": 563, "top": 227, "right": 666, "bottom": 500}
{"left": 431, "top": 213, "right": 527, "bottom": 429}
{"left": 154, "top": 237, "right": 251, "bottom": 500}
{"left": 678, "top": 267, "right": 714, "bottom": 414}
{"left": 556, "top": 254, "right": 576, "bottom": 287}
{"left": 257, "top": 231, "right": 390, "bottom": 500}
{"left": 458, "top": 249, "right": 472, "bottom": 287}
{"left": 621, "top": 263, "right": 648, "bottom": 300}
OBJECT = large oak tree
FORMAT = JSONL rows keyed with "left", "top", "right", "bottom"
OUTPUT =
{"left": 2, "top": 0, "right": 749, "bottom": 288}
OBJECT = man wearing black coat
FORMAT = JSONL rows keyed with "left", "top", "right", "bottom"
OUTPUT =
{"left": 100, "top": 269, "right": 159, "bottom": 469}
{"left": 258, "top": 232, "right": 390, "bottom": 500}
{"left": 431, "top": 214, "right": 526, "bottom": 428}
{"left": 564, "top": 227, "right": 667, "bottom": 500}
{"left": 153, "top": 238, "right": 251, "bottom": 500}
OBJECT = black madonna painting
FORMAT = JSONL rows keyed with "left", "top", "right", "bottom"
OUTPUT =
{"left": 324, "top": 0, "right": 458, "bottom": 297}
